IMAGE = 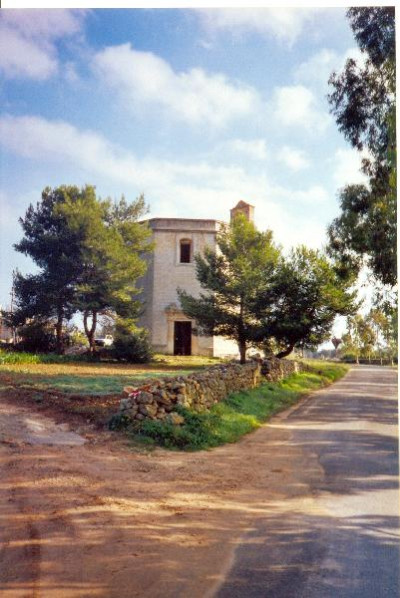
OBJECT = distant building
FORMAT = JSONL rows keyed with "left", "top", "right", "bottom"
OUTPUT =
{"left": 138, "top": 201, "right": 254, "bottom": 357}
{"left": 0, "top": 306, "right": 13, "bottom": 343}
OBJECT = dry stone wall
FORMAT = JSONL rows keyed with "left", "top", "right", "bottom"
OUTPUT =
{"left": 117, "top": 358, "right": 305, "bottom": 425}
{"left": 261, "top": 357, "right": 302, "bottom": 380}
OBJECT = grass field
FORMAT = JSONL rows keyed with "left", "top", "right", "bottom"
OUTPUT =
{"left": 0, "top": 354, "right": 220, "bottom": 395}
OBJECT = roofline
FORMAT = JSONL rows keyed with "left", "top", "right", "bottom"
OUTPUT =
{"left": 233, "top": 201, "right": 255, "bottom": 208}
{"left": 141, "top": 217, "right": 227, "bottom": 225}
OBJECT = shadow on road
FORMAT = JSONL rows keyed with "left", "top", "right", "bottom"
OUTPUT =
{"left": 216, "top": 511, "right": 400, "bottom": 598}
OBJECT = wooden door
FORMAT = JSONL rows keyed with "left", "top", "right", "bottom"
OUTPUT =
{"left": 174, "top": 321, "right": 192, "bottom": 355}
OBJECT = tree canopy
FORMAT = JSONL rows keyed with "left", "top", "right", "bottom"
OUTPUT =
{"left": 58, "top": 191, "right": 151, "bottom": 351}
{"left": 12, "top": 185, "right": 152, "bottom": 352}
{"left": 179, "top": 216, "right": 356, "bottom": 362}
{"left": 327, "top": 7, "right": 396, "bottom": 288}
{"left": 341, "top": 306, "right": 397, "bottom": 365}
{"left": 13, "top": 186, "right": 86, "bottom": 352}
{"left": 178, "top": 214, "right": 280, "bottom": 363}
{"left": 257, "top": 246, "right": 358, "bottom": 358}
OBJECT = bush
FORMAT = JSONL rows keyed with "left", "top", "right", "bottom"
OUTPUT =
{"left": 16, "top": 320, "right": 57, "bottom": 353}
{"left": 341, "top": 352, "right": 358, "bottom": 363}
{"left": 108, "top": 412, "right": 136, "bottom": 431}
{"left": 112, "top": 320, "right": 153, "bottom": 363}
{"left": 66, "top": 325, "right": 88, "bottom": 348}
{"left": 138, "top": 407, "right": 219, "bottom": 450}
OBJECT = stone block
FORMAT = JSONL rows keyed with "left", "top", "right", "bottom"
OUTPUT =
{"left": 166, "top": 412, "right": 185, "bottom": 425}
{"left": 120, "top": 398, "right": 132, "bottom": 411}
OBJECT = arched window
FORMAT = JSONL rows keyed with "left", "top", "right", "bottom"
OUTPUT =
{"left": 179, "top": 239, "right": 192, "bottom": 263}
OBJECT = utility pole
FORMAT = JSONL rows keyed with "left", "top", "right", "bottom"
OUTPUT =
{"left": 10, "top": 270, "right": 17, "bottom": 345}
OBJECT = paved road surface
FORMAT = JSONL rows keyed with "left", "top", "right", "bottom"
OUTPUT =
{"left": 216, "top": 366, "right": 399, "bottom": 598}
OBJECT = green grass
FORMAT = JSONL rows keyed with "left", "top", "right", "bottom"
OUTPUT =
{"left": 1, "top": 370, "right": 198, "bottom": 395}
{"left": 0, "top": 352, "right": 218, "bottom": 395}
{"left": 0, "top": 348, "right": 222, "bottom": 367}
{"left": 0, "top": 349, "right": 90, "bottom": 365}
{"left": 128, "top": 361, "right": 349, "bottom": 451}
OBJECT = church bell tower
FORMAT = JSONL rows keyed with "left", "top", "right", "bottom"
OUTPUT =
{"left": 230, "top": 201, "right": 255, "bottom": 223}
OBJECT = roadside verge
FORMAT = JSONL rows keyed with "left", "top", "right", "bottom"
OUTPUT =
{"left": 113, "top": 361, "right": 349, "bottom": 451}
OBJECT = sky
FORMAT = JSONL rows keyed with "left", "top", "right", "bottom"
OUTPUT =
{"left": 0, "top": 7, "right": 370, "bottom": 330}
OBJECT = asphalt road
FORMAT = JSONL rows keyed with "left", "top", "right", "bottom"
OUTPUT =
{"left": 216, "top": 365, "right": 399, "bottom": 598}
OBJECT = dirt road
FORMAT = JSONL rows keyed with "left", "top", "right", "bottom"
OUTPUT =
{"left": 0, "top": 366, "right": 398, "bottom": 597}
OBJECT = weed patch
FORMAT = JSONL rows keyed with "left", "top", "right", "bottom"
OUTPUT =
{"left": 0, "top": 349, "right": 90, "bottom": 365}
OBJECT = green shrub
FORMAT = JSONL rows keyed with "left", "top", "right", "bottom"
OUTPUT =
{"left": 341, "top": 352, "right": 358, "bottom": 363}
{"left": 112, "top": 321, "right": 153, "bottom": 363}
{"left": 138, "top": 407, "right": 219, "bottom": 450}
{"left": 108, "top": 412, "right": 136, "bottom": 431}
{"left": 66, "top": 326, "right": 88, "bottom": 348}
{"left": 16, "top": 320, "right": 57, "bottom": 353}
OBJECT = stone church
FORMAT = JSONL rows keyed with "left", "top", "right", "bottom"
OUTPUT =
{"left": 138, "top": 201, "right": 254, "bottom": 357}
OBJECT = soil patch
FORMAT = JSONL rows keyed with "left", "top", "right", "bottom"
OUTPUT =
{"left": 0, "top": 384, "right": 325, "bottom": 597}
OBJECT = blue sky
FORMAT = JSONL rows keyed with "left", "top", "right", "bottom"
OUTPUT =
{"left": 0, "top": 8, "right": 369, "bottom": 323}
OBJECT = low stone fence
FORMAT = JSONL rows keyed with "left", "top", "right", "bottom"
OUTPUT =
{"left": 117, "top": 358, "right": 305, "bottom": 425}
{"left": 261, "top": 357, "right": 302, "bottom": 380}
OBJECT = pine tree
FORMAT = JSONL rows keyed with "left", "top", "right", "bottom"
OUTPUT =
{"left": 13, "top": 186, "right": 86, "bottom": 352}
{"left": 257, "top": 247, "right": 358, "bottom": 358}
{"left": 13, "top": 186, "right": 152, "bottom": 353}
{"left": 178, "top": 214, "right": 280, "bottom": 363}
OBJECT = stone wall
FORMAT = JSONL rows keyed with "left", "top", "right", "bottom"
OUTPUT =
{"left": 117, "top": 358, "right": 304, "bottom": 425}
{"left": 261, "top": 357, "right": 302, "bottom": 380}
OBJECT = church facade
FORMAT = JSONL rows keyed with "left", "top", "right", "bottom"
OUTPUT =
{"left": 137, "top": 201, "right": 254, "bottom": 357}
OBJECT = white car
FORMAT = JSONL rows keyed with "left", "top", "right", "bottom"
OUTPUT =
{"left": 94, "top": 334, "right": 114, "bottom": 347}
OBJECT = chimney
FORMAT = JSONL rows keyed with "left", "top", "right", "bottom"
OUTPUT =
{"left": 230, "top": 201, "right": 255, "bottom": 223}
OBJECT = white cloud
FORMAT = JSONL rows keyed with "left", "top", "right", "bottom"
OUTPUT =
{"left": 0, "top": 114, "right": 328, "bottom": 251}
{"left": 64, "top": 61, "right": 80, "bottom": 84}
{"left": 0, "top": 190, "right": 19, "bottom": 229}
{"left": 0, "top": 9, "right": 86, "bottom": 80}
{"left": 295, "top": 48, "right": 338, "bottom": 88}
{"left": 1, "top": 9, "right": 84, "bottom": 40}
{"left": 223, "top": 138, "right": 268, "bottom": 161}
{"left": 196, "top": 8, "right": 319, "bottom": 45}
{"left": 332, "top": 148, "right": 369, "bottom": 188}
{"left": 93, "top": 43, "right": 260, "bottom": 127}
{"left": 0, "top": 114, "right": 158, "bottom": 188}
{"left": 277, "top": 146, "right": 310, "bottom": 172}
{"left": 272, "top": 85, "right": 330, "bottom": 132}
{"left": 292, "top": 185, "right": 329, "bottom": 205}
{"left": 275, "top": 184, "right": 329, "bottom": 206}
{"left": 294, "top": 46, "right": 366, "bottom": 89}
{"left": 0, "top": 114, "right": 254, "bottom": 192}
{"left": 0, "top": 25, "right": 57, "bottom": 80}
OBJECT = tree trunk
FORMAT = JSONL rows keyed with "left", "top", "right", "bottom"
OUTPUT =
{"left": 275, "top": 344, "right": 294, "bottom": 359}
{"left": 238, "top": 300, "right": 247, "bottom": 364}
{"left": 84, "top": 309, "right": 98, "bottom": 354}
{"left": 55, "top": 307, "right": 64, "bottom": 354}
{"left": 238, "top": 341, "right": 247, "bottom": 364}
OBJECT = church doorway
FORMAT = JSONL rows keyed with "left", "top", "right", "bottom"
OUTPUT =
{"left": 174, "top": 321, "right": 192, "bottom": 355}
